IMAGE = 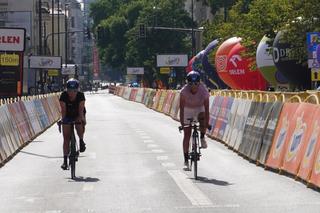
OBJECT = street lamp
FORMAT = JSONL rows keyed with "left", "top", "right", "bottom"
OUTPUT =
{"left": 191, "top": 0, "right": 195, "bottom": 57}
{"left": 65, "top": 2, "right": 69, "bottom": 68}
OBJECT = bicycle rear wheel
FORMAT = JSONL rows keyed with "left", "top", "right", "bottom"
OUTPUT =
{"left": 70, "top": 133, "right": 77, "bottom": 179}
{"left": 192, "top": 137, "right": 198, "bottom": 180}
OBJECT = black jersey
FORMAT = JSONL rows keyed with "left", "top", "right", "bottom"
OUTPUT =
{"left": 59, "top": 91, "right": 86, "bottom": 118}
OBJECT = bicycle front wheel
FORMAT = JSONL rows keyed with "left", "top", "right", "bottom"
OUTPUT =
{"left": 194, "top": 154, "right": 198, "bottom": 180}
{"left": 70, "top": 158, "right": 76, "bottom": 179}
{"left": 70, "top": 134, "right": 77, "bottom": 179}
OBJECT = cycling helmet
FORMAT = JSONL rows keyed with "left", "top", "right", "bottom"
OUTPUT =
{"left": 186, "top": 71, "right": 200, "bottom": 84}
{"left": 66, "top": 78, "right": 79, "bottom": 91}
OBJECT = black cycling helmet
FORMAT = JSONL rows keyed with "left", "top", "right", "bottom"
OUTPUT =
{"left": 186, "top": 71, "right": 200, "bottom": 84}
{"left": 66, "top": 78, "right": 79, "bottom": 91}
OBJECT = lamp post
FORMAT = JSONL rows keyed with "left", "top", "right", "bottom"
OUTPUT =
{"left": 51, "top": 0, "right": 54, "bottom": 55}
{"left": 57, "top": 0, "right": 60, "bottom": 56}
{"left": 65, "top": 2, "right": 69, "bottom": 68}
{"left": 191, "top": 0, "right": 195, "bottom": 57}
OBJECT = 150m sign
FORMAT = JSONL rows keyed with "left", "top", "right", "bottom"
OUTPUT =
{"left": 0, "top": 54, "right": 19, "bottom": 66}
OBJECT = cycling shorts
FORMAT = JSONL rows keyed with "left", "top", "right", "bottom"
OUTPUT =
{"left": 183, "top": 106, "right": 204, "bottom": 124}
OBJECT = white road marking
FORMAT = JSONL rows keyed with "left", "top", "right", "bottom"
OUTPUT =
{"left": 161, "top": 162, "right": 176, "bottom": 167}
{"left": 168, "top": 170, "right": 213, "bottom": 206}
{"left": 138, "top": 132, "right": 147, "bottom": 136}
{"left": 143, "top": 139, "right": 154, "bottom": 143}
{"left": 157, "top": 155, "right": 169, "bottom": 161}
{"left": 83, "top": 184, "right": 94, "bottom": 192}
{"left": 147, "top": 144, "right": 159, "bottom": 148}
{"left": 45, "top": 211, "right": 62, "bottom": 213}
{"left": 87, "top": 152, "right": 96, "bottom": 159}
{"left": 152, "top": 149, "right": 164, "bottom": 153}
{"left": 175, "top": 204, "right": 240, "bottom": 209}
{"left": 141, "top": 135, "right": 151, "bottom": 139}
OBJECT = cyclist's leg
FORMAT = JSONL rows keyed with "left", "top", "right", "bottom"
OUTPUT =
{"left": 183, "top": 126, "right": 192, "bottom": 164}
{"left": 62, "top": 123, "right": 72, "bottom": 169}
{"left": 75, "top": 117, "right": 86, "bottom": 152}
{"left": 197, "top": 111, "right": 207, "bottom": 148}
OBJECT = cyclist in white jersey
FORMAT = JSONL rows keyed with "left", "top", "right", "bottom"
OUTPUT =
{"left": 180, "top": 71, "right": 210, "bottom": 168}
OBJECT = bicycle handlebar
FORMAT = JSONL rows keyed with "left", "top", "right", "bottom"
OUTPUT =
{"left": 178, "top": 124, "right": 212, "bottom": 133}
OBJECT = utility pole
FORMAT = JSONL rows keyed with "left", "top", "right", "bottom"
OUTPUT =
{"left": 51, "top": 0, "right": 55, "bottom": 55}
{"left": 65, "top": 3, "right": 68, "bottom": 68}
{"left": 38, "top": 0, "right": 42, "bottom": 54}
{"left": 191, "top": 0, "right": 195, "bottom": 57}
{"left": 38, "top": 0, "right": 43, "bottom": 93}
{"left": 57, "top": 0, "right": 60, "bottom": 55}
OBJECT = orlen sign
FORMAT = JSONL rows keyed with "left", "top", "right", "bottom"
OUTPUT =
{"left": 0, "top": 28, "right": 25, "bottom": 52}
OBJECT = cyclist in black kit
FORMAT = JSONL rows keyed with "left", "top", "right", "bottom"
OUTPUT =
{"left": 59, "top": 78, "right": 86, "bottom": 170}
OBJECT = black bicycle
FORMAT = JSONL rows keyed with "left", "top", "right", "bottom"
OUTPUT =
{"left": 58, "top": 120, "right": 81, "bottom": 179}
{"left": 179, "top": 119, "right": 211, "bottom": 180}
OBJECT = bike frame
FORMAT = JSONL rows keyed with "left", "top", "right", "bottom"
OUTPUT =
{"left": 58, "top": 120, "right": 80, "bottom": 179}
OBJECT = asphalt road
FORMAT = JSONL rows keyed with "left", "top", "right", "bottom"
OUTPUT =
{"left": 0, "top": 90, "right": 319, "bottom": 213}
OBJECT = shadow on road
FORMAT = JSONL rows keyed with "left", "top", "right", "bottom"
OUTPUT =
{"left": 20, "top": 151, "right": 63, "bottom": 159}
{"left": 69, "top": 176, "right": 100, "bottom": 182}
{"left": 194, "top": 176, "right": 232, "bottom": 186}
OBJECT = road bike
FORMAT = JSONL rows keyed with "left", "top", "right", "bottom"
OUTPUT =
{"left": 179, "top": 119, "right": 211, "bottom": 180}
{"left": 58, "top": 120, "right": 81, "bottom": 179}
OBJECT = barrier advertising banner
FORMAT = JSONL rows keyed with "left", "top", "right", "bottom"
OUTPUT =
{"left": 259, "top": 102, "right": 283, "bottom": 164}
{"left": 248, "top": 102, "right": 274, "bottom": 161}
{"left": 152, "top": 90, "right": 162, "bottom": 110}
{"left": 224, "top": 99, "right": 240, "bottom": 144}
{"left": 233, "top": 100, "right": 252, "bottom": 151}
{"left": 23, "top": 101, "right": 42, "bottom": 135}
{"left": 310, "top": 144, "right": 320, "bottom": 187}
{"left": 7, "top": 102, "right": 32, "bottom": 143}
{"left": 238, "top": 102, "right": 261, "bottom": 156}
{"left": 169, "top": 92, "right": 180, "bottom": 120}
{"left": 281, "top": 103, "right": 318, "bottom": 175}
{"left": 208, "top": 96, "right": 223, "bottom": 136}
{"left": 297, "top": 107, "right": 320, "bottom": 180}
{"left": 266, "top": 103, "right": 300, "bottom": 169}
{"left": 212, "top": 97, "right": 229, "bottom": 139}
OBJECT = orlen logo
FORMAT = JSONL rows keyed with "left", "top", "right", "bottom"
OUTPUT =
{"left": 216, "top": 55, "right": 227, "bottom": 72}
{"left": 229, "top": 55, "right": 242, "bottom": 67}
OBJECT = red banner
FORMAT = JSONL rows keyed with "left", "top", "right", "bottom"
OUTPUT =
{"left": 93, "top": 44, "right": 100, "bottom": 79}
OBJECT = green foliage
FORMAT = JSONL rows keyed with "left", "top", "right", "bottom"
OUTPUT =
{"left": 90, "top": 0, "right": 192, "bottom": 84}
{"left": 204, "top": 0, "right": 320, "bottom": 65}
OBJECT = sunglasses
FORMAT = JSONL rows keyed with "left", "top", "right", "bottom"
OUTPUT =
{"left": 188, "top": 82, "right": 199, "bottom": 86}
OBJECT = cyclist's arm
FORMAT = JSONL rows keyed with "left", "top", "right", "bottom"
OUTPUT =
{"left": 60, "top": 101, "right": 67, "bottom": 119}
{"left": 204, "top": 97, "right": 209, "bottom": 128}
{"left": 78, "top": 101, "right": 85, "bottom": 121}
{"left": 179, "top": 95, "right": 185, "bottom": 126}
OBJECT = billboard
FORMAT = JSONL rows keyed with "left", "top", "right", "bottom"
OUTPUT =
{"left": 127, "top": 67, "right": 144, "bottom": 75}
{"left": 29, "top": 56, "right": 62, "bottom": 69}
{"left": 0, "top": 28, "right": 25, "bottom": 52}
{"left": 0, "top": 52, "right": 23, "bottom": 97}
{"left": 157, "top": 54, "right": 188, "bottom": 67}
{"left": 61, "top": 65, "right": 76, "bottom": 75}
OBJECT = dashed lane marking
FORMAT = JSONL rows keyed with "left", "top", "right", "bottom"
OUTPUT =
{"left": 141, "top": 135, "right": 151, "bottom": 139}
{"left": 147, "top": 144, "right": 159, "bottom": 148}
{"left": 152, "top": 149, "right": 165, "bottom": 153}
{"left": 161, "top": 162, "right": 176, "bottom": 167}
{"left": 168, "top": 170, "right": 213, "bottom": 206}
{"left": 157, "top": 156, "right": 169, "bottom": 161}
{"left": 143, "top": 139, "right": 154, "bottom": 143}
